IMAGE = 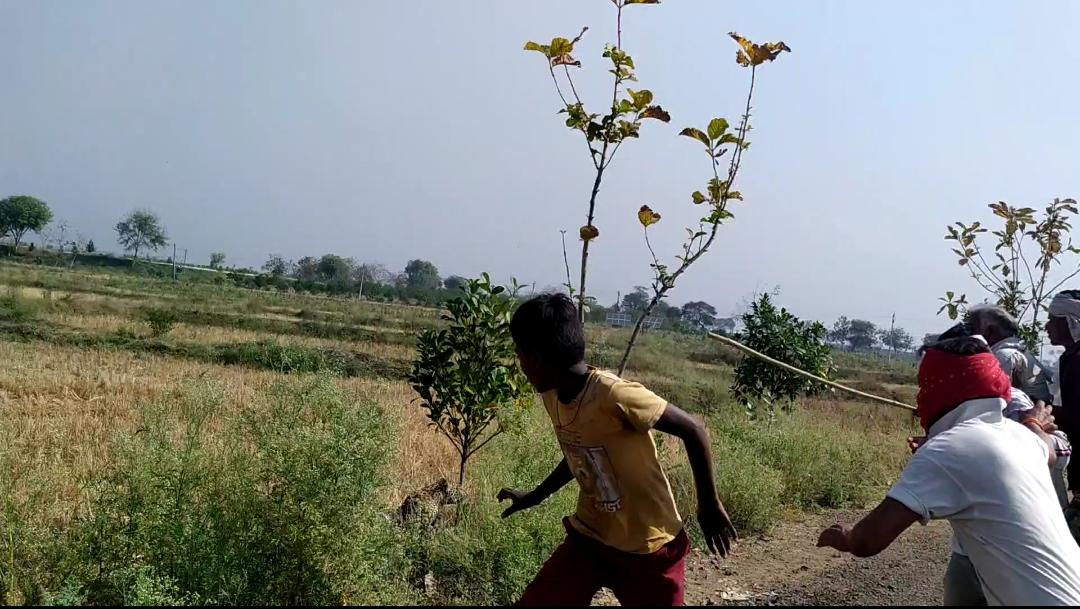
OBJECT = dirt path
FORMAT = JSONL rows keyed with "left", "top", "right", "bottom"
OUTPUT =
{"left": 594, "top": 509, "right": 952, "bottom": 606}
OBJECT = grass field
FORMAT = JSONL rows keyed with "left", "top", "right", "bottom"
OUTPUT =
{"left": 0, "top": 261, "right": 921, "bottom": 605}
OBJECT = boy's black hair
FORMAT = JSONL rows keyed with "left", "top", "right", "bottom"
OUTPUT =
{"left": 510, "top": 293, "right": 585, "bottom": 368}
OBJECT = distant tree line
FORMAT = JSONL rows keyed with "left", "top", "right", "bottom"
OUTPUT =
{"left": 827, "top": 316, "right": 914, "bottom": 354}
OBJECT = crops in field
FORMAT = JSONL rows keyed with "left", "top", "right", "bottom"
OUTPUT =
{"left": 0, "top": 262, "right": 918, "bottom": 605}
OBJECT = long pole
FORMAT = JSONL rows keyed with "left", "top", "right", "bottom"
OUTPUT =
{"left": 888, "top": 312, "right": 896, "bottom": 363}
{"left": 706, "top": 332, "right": 915, "bottom": 412}
{"left": 172, "top": 243, "right": 177, "bottom": 280}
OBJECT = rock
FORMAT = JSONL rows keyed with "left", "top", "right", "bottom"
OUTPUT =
{"left": 423, "top": 572, "right": 437, "bottom": 597}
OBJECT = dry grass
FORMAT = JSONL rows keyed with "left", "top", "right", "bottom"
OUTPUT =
{"left": 0, "top": 338, "right": 453, "bottom": 521}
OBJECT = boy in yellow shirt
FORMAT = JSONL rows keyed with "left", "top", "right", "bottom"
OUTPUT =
{"left": 499, "top": 293, "right": 736, "bottom": 606}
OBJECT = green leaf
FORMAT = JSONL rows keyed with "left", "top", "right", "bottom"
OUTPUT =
{"left": 679, "top": 127, "right": 710, "bottom": 146}
{"left": 627, "top": 88, "right": 653, "bottom": 110}
{"left": 707, "top": 118, "right": 730, "bottom": 140}
{"left": 624, "top": 0, "right": 660, "bottom": 4}
{"left": 549, "top": 37, "right": 573, "bottom": 57}
{"left": 691, "top": 191, "right": 706, "bottom": 205}
{"left": 523, "top": 41, "right": 549, "bottom": 56}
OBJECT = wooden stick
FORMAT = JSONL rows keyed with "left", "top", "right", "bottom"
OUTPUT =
{"left": 707, "top": 332, "right": 916, "bottom": 412}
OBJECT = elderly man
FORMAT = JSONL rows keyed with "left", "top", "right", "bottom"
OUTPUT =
{"left": 969, "top": 305, "right": 1054, "bottom": 402}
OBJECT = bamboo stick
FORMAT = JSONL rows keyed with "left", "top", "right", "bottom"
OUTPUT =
{"left": 707, "top": 332, "right": 916, "bottom": 412}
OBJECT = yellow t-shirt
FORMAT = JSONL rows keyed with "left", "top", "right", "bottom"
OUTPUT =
{"left": 541, "top": 368, "right": 683, "bottom": 554}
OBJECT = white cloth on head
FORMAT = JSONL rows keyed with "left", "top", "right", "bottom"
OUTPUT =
{"left": 1049, "top": 293, "right": 1080, "bottom": 341}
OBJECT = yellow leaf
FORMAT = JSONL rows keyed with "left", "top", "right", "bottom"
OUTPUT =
{"left": 638, "top": 205, "right": 661, "bottom": 227}
{"left": 580, "top": 225, "right": 599, "bottom": 241}
{"left": 728, "top": 32, "right": 790, "bottom": 67}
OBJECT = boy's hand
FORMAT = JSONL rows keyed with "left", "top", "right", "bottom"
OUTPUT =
{"left": 816, "top": 524, "right": 851, "bottom": 553}
{"left": 907, "top": 436, "right": 927, "bottom": 454}
{"left": 497, "top": 488, "right": 539, "bottom": 518}
{"left": 698, "top": 498, "right": 738, "bottom": 558}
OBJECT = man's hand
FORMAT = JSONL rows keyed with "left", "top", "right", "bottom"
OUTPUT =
{"left": 907, "top": 436, "right": 927, "bottom": 454}
{"left": 816, "top": 524, "right": 852, "bottom": 553}
{"left": 698, "top": 498, "right": 738, "bottom": 558}
{"left": 1030, "top": 401, "right": 1057, "bottom": 432}
{"left": 497, "top": 488, "right": 539, "bottom": 518}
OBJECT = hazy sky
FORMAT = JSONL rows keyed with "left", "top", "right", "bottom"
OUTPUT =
{"left": 3, "top": 0, "right": 1079, "bottom": 337}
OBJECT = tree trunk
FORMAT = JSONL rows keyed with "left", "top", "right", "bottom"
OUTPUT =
{"left": 458, "top": 456, "right": 467, "bottom": 487}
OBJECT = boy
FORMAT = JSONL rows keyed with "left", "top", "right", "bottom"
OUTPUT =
{"left": 819, "top": 334, "right": 1080, "bottom": 605}
{"left": 499, "top": 293, "right": 736, "bottom": 606}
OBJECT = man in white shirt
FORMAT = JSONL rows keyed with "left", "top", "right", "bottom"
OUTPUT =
{"left": 818, "top": 335, "right": 1080, "bottom": 606}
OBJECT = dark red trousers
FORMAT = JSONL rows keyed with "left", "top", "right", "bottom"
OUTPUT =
{"left": 517, "top": 518, "right": 690, "bottom": 607}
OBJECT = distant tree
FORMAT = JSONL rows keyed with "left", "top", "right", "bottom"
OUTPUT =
{"left": 354, "top": 262, "right": 392, "bottom": 286}
{"left": 681, "top": 300, "right": 718, "bottom": 331}
{"left": 828, "top": 316, "right": 851, "bottom": 347}
{"left": 295, "top": 256, "right": 319, "bottom": 281}
{"left": 847, "top": 319, "right": 879, "bottom": 351}
{"left": 317, "top": 254, "right": 353, "bottom": 283}
{"left": 444, "top": 275, "right": 468, "bottom": 292}
{"left": 262, "top": 254, "right": 290, "bottom": 277}
{"left": 879, "top": 327, "right": 914, "bottom": 353}
{"left": 86, "top": 239, "right": 96, "bottom": 253}
{"left": 209, "top": 252, "right": 226, "bottom": 269}
{"left": 922, "top": 333, "right": 939, "bottom": 346}
{"left": 115, "top": 210, "right": 167, "bottom": 259}
{"left": 0, "top": 196, "right": 53, "bottom": 252}
{"left": 405, "top": 259, "right": 441, "bottom": 290}
{"left": 621, "top": 286, "right": 650, "bottom": 312}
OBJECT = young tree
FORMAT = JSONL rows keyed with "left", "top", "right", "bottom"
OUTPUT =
{"left": 617, "top": 33, "right": 790, "bottom": 374}
{"left": 86, "top": 239, "right": 96, "bottom": 253}
{"left": 0, "top": 195, "right": 53, "bottom": 252}
{"left": 524, "top": 0, "right": 671, "bottom": 321}
{"left": 408, "top": 275, "right": 532, "bottom": 485}
{"left": 942, "top": 198, "right": 1079, "bottom": 351}
{"left": 847, "top": 319, "right": 878, "bottom": 351}
{"left": 115, "top": 210, "right": 167, "bottom": 259}
{"left": 879, "top": 327, "right": 914, "bottom": 354}
{"left": 732, "top": 293, "right": 833, "bottom": 416}
{"left": 404, "top": 259, "right": 441, "bottom": 290}
{"left": 681, "top": 300, "right": 718, "bottom": 331}
{"left": 209, "top": 252, "right": 226, "bottom": 269}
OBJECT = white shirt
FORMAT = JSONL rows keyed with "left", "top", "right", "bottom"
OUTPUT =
{"left": 991, "top": 337, "right": 1053, "bottom": 403}
{"left": 888, "top": 398, "right": 1080, "bottom": 606}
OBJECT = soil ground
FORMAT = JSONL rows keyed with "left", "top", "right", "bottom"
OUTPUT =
{"left": 593, "top": 508, "right": 952, "bottom": 606}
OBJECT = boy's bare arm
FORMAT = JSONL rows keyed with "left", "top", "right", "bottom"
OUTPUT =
{"left": 654, "top": 403, "right": 738, "bottom": 557}
{"left": 816, "top": 498, "right": 920, "bottom": 557}
{"left": 497, "top": 458, "right": 574, "bottom": 518}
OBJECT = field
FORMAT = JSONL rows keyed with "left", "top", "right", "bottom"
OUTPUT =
{"left": 0, "top": 261, "right": 923, "bottom": 605}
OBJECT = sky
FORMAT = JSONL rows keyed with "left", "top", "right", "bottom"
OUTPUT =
{"left": 2, "top": 0, "right": 1079, "bottom": 339}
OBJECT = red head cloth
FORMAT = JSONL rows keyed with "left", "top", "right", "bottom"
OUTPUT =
{"left": 916, "top": 349, "right": 1012, "bottom": 432}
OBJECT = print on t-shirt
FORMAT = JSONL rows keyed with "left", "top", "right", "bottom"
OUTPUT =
{"left": 559, "top": 436, "right": 622, "bottom": 512}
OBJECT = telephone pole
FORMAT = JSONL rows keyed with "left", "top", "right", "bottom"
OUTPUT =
{"left": 172, "top": 243, "right": 178, "bottom": 280}
{"left": 888, "top": 312, "right": 896, "bottom": 362}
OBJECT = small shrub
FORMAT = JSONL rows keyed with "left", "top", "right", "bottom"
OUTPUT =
{"left": 142, "top": 307, "right": 178, "bottom": 337}
{"left": 63, "top": 377, "right": 405, "bottom": 605}
{"left": 732, "top": 293, "right": 834, "bottom": 416}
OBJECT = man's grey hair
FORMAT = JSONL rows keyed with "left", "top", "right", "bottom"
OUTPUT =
{"left": 968, "top": 304, "right": 1019, "bottom": 337}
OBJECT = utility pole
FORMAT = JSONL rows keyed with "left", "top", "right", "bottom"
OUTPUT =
{"left": 183, "top": 248, "right": 188, "bottom": 265}
{"left": 172, "top": 243, "right": 178, "bottom": 280}
{"left": 888, "top": 312, "right": 896, "bottom": 363}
